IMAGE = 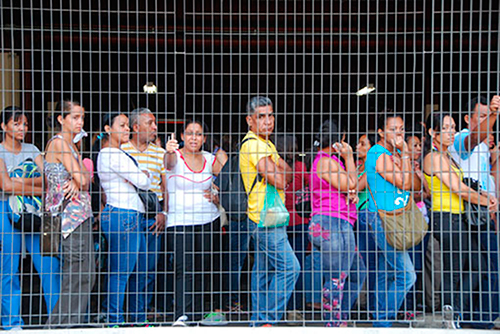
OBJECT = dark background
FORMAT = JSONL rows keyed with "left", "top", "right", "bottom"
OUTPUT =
{"left": 1, "top": 0, "right": 499, "bottom": 147}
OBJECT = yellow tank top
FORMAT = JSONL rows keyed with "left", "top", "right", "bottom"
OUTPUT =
{"left": 424, "top": 160, "right": 464, "bottom": 214}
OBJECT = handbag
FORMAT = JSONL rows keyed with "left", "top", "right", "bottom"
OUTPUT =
{"left": 137, "top": 189, "right": 161, "bottom": 219}
{"left": 368, "top": 185, "right": 428, "bottom": 250}
{"left": 40, "top": 199, "right": 69, "bottom": 256}
{"left": 462, "top": 177, "right": 490, "bottom": 226}
{"left": 259, "top": 184, "right": 290, "bottom": 228}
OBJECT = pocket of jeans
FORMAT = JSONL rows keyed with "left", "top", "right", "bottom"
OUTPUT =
{"left": 121, "top": 213, "right": 138, "bottom": 232}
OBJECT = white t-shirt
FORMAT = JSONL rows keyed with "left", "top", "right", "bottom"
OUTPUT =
{"left": 166, "top": 150, "right": 220, "bottom": 227}
{"left": 97, "top": 147, "right": 151, "bottom": 213}
{"left": 449, "top": 128, "right": 496, "bottom": 196}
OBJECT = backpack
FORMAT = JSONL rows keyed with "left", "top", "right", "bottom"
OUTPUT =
{"left": 8, "top": 159, "right": 43, "bottom": 232}
{"left": 215, "top": 137, "right": 258, "bottom": 221}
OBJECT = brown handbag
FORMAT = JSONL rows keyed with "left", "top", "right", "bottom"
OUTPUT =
{"left": 368, "top": 185, "right": 428, "bottom": 250}
{"left": 40, "top": 200, "right": 69, "bottom": 256}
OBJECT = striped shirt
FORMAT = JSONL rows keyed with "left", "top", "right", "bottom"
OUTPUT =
{"left": 121, "top": 142, "right": 166, "bottom": 201}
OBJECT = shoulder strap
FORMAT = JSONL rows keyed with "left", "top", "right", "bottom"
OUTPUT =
{"left": 366, "top": 183, "right": 379, "bottom": 211}
{"left": 120, "top": 149, "right": 140, "bottom": 167}
{"left": 239, "top": 137, "right": 261, "bottom": 196}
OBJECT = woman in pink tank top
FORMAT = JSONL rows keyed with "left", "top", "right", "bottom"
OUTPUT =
{"left": 309, "top": 120, "right": 366, "bottom": 327}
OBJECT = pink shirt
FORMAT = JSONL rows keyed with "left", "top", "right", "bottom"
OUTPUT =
{"left": 310, "top": 151, "right": 357, "bottom": 225}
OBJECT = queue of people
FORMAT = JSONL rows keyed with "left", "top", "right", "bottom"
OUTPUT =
{"left": 0, "top": 94, "right": 500, "bottom": 329}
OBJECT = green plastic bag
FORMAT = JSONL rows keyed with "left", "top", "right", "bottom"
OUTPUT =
{"left": 258, "top": 184, "right": 290, "bottom": 228}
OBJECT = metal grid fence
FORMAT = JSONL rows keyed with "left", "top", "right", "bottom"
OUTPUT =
{"left": 1, "top": 0, "right": 500, "bottom": 330}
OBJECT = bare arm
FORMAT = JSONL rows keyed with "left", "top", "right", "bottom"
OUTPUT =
{"left": 46, "top": 138, "right": 89, "bottom": 191}
{"left": 317, "top": 157, "right": 356, "bottom": 192}
{"left": 0, "top": 159, "right": 44, "bottom": 196}
{"left": 256, "top": 156, "right": 292, "bottom": 190}
{"left": 424, "top": 152, "right": 491, "bottom": 207}
{"left": 375, "top": 153, "right": 416, "bottom": 191}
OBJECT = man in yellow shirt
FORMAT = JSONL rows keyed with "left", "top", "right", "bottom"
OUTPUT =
{"left": 238, "top": 96, "right": 300, "bottom": 326}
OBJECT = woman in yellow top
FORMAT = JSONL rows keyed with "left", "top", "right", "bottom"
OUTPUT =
{"left": 422, "top": 112, "right": 497, "bottom": 327}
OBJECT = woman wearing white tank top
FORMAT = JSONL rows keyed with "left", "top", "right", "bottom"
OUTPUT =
{"left": 164, "top": 120, "right": 224, "bottom": 326}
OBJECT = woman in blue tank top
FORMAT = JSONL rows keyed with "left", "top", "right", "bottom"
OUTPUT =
{"left": 364, "top": 112, "right": 421, "bottom": 327}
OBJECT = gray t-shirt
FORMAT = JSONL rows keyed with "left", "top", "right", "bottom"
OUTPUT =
{"left": 0, "top": 142, "right": 41, "bottom": 201}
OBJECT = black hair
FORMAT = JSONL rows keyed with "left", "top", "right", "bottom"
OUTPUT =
{"left": 314, "top": 119, "right": 342, "bottom": 150}
{"left": 91, "top": 112, "right": 126, "bottom": 165}
{"left": 422, "top": 112, "right": 455, "bottom": 158}
{"left": 49, "top": 98, "right": 82, "bottom": 130}
{"left": 305, "top": 119, "right": 342, "bottom": 170}
{"left": 275, "top": 134, "right": 299, "bottom": 166}
{"left": 1, "top": 106, "right": 25, "bottom": 126}
{"left": 462, "top": 96, "right": 489, "bottom": 124}
{"left": 376, "top": 109, "right": 405, "bottom": 132}
{"left": 405, "top": 122, "right": 425, "bottom": 142}
{"left": 183, "top": 119, "right": 210, "bottom": 135}
{"left": 364, "top": 133, "right": 377, "bottom": 147}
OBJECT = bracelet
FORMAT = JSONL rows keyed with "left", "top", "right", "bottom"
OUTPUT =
{"left": 401, "top": 156, "right": 410, "bottom": 160}
{"left": 160, "top": 211, "right": 168, "bottom": 217}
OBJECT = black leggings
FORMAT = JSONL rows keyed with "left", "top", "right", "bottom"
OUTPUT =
{"left": 432, "top": 212, "right": 469, "bottom": 313}
{"left": 167, "top": 218, "right": 221, "bottom": 321}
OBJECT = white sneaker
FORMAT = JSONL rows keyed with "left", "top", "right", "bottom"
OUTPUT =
{"left": 173, "top": 315, "right": 188, "bottom": 327}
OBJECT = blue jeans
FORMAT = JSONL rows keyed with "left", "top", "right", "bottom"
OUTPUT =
{"left": 366, "top": 212, "right": 416, "bottom": 327}
{"left": 0, "top": 200, "right": 61, "bottom": 330}
{"left": 356, "top": 210, "right": 378, "bottom": 313}
{"left": 309, "top": 215, "right": 366, "bottom": 323}
{"left": 227, "top": 219, "right": 253, "bottom": 307}
{"left": 249, "top": 221, "right": 300, "bottom": 325}
{"left": 286, "top": 223, "right": 309, "bottom": 310}
{"left": 129, "top": 216, "right": 163, "bottom": 313}
{"left": 101, "top": 205, "right": 147, "bottom": 323}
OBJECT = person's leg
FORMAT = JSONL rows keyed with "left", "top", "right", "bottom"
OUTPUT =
{"left": 0, "top": 202, "right": 23, "bottom": 329}
{"left": 45, "top": 218, "right": 96, "bottom": 328}
{"left": 367, "top": 212, "right": 416, "bottom": 327}
{"left": 100, "top": 207, "right": 140, "bottom": 324}
{"left": 424, "top": 233, "right": 442, "bottom": 312}
{"left": 341, "top": 249, "right": 367, "bottom": 320}
{"left": 356, "top": 211, "right": 377, "bottom": 313}
{"left": 144, "top": 217, "right": 162, "bottom": 311}
{"left": 172, "top": 226, "right": 196, "bottom": 321}
{"left": 127, "top": 216, "right": 148, "bottom": 323}
{"left": 286, "top": 223, "right": 308, "bottom": 311}
{"left": 228, "top": 219, "right": 250, "bottom": 309}
{"left": 24, "top": 232, "right": 61, "bottom": 315}
{"left": 433, "top": 212, "right": 467, "bottom": 319}
{"left": 309, "top": 215, "right": 361, "bottom": 325}
{"left": 192, "top": 224, "right": 208, "bottom": 319}
{"left": 469, "top": 223, "right": 500, "bottom": 327}
{"left": 250, "top": 223, "right": 300, "bottom": 325}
